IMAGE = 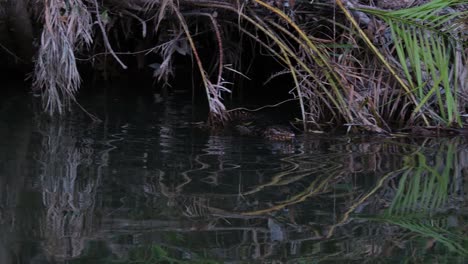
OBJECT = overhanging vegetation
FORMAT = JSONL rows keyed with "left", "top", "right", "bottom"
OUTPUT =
{"left": 2, "top": 0, "right": 467, "bottom": 132}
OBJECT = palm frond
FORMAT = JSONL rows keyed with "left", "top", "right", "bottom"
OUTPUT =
{"left": 358, "top": 0, "right": 467, "bottom": 126}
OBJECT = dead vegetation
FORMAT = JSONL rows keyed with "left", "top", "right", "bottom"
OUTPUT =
{"left": 25, "top": 0, "right": 468, "bottom": 132}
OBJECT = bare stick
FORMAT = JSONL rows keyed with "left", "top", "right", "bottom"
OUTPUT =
{"left": 92, "top": 0, "right": 127, "bottom": 69}
{"left": 0, "top": 42, "right": 26, "bottom": 63}
{"left": 123, "top": 10, "right": 147, "bottom": 38}
{"left": 227, "top": 98, "right": 298, "bottom": 113}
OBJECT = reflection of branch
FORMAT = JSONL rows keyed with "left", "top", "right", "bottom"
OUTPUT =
{"left": 241, "top": 169, "right": 339, "bottom": 216}
{"left": 182, "top": 136, "right": 242, "bottom": 188}
{"left": 38, "top": 119, "right": 102, "bottom": 258}
{"left": 326, "top": 169, "right": 405, "bottom": 238}
{"left": 178, "top": 151, "right": 209, "bottom": 191}
{"left": 276, "top": 162, "right": 341, "bottom": 186}
{"left": 102, "top": 218, "right": 270, "bottom": 233}
{"left": 242, "top": 155, "right": 300, "bottom": 195}
{"left": 243, "top": 153, "right": 342, "bottom": 195}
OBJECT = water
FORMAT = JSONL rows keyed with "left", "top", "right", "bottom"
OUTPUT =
{"left": 0, "top": 94, "right": 467, "bottom": 263}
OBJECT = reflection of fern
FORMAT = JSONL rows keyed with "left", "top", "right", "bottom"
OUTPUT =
{"left": 360, "top": 0, "right": 467, "bottom": 125}
{"left": 369, "top": 214, "right": 468, "bottom": 255}
{"left": 388, "top": 144, "right": 456, "bottom": 214}
{"left": 375, "top": 142, "right": 467, "bottom": 255}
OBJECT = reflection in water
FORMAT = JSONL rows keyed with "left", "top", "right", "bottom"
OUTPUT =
{"left": 37, "top": 118, "right": 107, "bottom": 261}
{"left": 0, "top": 97, "right": 467, "bottom": 263}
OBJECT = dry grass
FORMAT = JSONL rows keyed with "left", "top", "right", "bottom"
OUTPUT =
{"left": 33, "top": 0, "right": 93, "bottom": 115}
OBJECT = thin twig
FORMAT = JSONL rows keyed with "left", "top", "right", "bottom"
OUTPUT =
{"left": 0, "top": 42, "right": 26, "bottom": 63}
{"left": 70, "top": 97, "right": 101, "bottom": 122}
{"left": 92, "top": 0, "right": 127, "bottom": 69}
{"left": 122, "top": 10, "right": 147, "bottom": 38}
{"left": 209, "top": 14, "right": 224, "bottom": 86}
{"left": 227, "top": 98, "right": 298, "bottom": 113}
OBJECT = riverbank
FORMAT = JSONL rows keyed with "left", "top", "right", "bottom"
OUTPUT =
{"left": 1, "top": 0, "right": 467, "bottom": 133}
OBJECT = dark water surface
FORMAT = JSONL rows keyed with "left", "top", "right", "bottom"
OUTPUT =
{"left": 0, "top": 95, "right": 467, "bottom": 263}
